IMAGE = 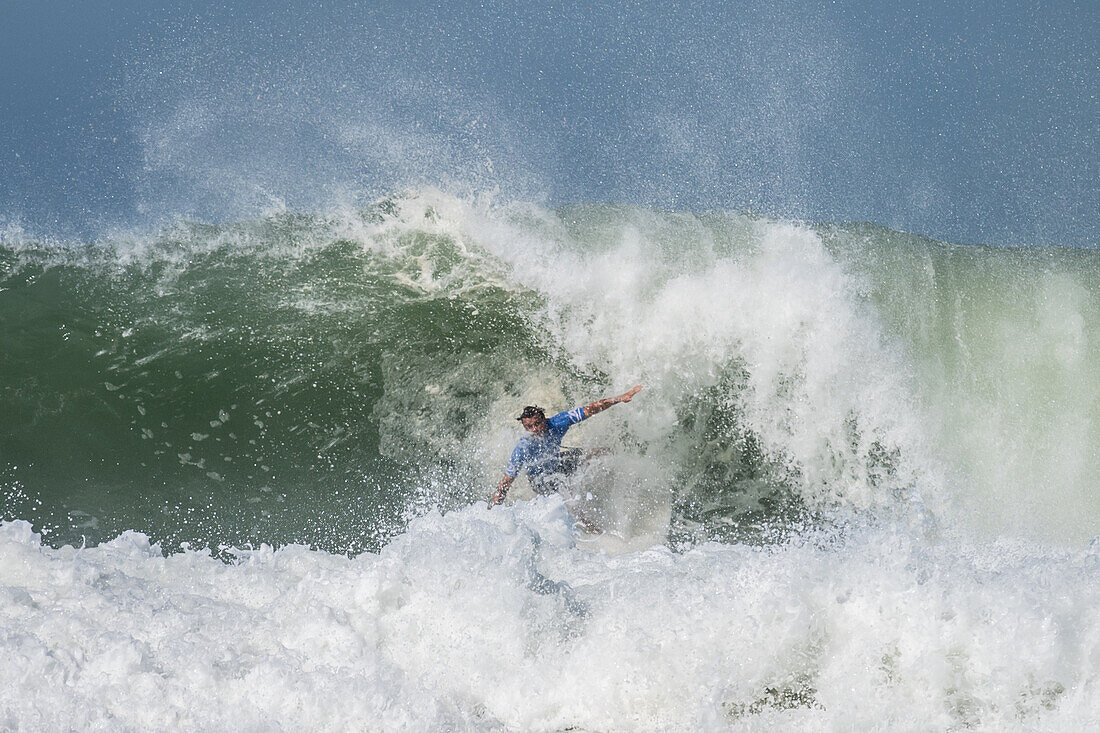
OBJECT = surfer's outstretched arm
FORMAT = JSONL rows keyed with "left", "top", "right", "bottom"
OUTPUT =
{"left": 488, "top": 474, "right": 514, "bottom": 507}
{"left": 583, "top": 384, "right": 643, "bottom": 418}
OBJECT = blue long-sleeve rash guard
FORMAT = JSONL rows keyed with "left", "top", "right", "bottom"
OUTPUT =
{"left": 504, "top": 406, "right": 587, "bottom": 480}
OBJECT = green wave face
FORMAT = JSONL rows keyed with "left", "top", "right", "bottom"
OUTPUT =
{"left": 824, "top": 225, "right": 1100, "bottom": 542}
{"left": 1, "top": 201, "right": 542, "bottom": 552}
{"left": 3, "top": 192, "right": 1098, "bottom": 552}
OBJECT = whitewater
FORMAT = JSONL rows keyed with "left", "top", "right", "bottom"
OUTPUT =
{"left": 2, "top": 190, "right": 1099, "bottom": 730}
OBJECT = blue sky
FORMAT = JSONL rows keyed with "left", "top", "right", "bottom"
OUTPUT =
{"left": 2, "top": 0, "right": 1096, "bottom": 246}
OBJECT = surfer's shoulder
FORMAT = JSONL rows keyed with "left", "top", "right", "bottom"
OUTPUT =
{"left": 549, "top": 407, "right": 586, "bottom": 427}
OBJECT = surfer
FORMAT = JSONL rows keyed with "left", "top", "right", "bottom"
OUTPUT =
{"left": 488, "top": 385, "right": 643, "bottom": 529}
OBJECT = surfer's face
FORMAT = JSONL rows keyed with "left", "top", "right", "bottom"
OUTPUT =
{"left": 520, "top": 415, "right": 547, "bottom": 435}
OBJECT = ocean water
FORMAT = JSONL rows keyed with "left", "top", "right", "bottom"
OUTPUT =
{"left": 2, "top": 191, "right": 1099, "bottom": 730}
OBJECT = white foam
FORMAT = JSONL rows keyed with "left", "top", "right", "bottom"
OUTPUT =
{"left": 426, "top": 192, "right": 938, "bottom": 515}
{"left": 2, "top": 507, "right": 1097, "bottom": 731}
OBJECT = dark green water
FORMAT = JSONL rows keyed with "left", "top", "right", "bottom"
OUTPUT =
{"left": 1, "top": 208, "right": 546, "bottom": 552}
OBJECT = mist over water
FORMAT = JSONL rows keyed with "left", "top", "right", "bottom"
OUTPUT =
{"left": 5, "top": 2, "right": 1094, "bottom": 246}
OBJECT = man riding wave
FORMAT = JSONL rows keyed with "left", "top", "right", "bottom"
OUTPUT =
{"left": 489, "top": 385, "right": 643, "bottom": 529}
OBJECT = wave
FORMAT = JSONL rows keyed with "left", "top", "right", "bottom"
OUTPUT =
{"left": 4, "top": 190, "right": 1098, "bottom": 550}
{"left": 4, "top": 189, "right": 1099, "bottom": 729}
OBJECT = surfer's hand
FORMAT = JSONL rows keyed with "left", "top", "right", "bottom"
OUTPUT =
{"left": 618, "top": 385, "right": 643, "bottom": 403}
{"left": 489, "top": 475, "right": 514, "bottom": 508}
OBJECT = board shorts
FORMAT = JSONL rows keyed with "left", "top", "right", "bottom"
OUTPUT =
{"left": 529, "top": 447, "right": 584, "bottom": 497}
